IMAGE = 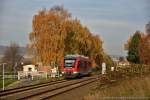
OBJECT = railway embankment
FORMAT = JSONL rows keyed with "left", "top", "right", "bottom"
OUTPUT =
{"left": 84, "top": 74, "right": 150, "bottom": 100}
{"left": 84, "top": 64, "right": 150, "bottom": 100}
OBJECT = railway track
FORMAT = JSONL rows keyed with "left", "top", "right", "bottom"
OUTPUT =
{"left": 0, "top": 79, "right": 67, "bottom": 99}
{"left": 0, "top": 76, "right": 97, "bottom": 100}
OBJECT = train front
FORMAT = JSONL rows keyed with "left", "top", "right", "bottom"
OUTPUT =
{"left": 61, "top": 56, "right": 79, "bottom": 78}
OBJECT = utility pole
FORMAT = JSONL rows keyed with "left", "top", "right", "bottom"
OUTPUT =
{"left": 14, "top": 62, "right": 17, "bottom": 79}
{"left": 2, "top": 63, "right": 6, "bottom": 90}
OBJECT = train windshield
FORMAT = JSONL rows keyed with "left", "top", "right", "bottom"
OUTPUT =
{"left": 64, "top": 59, "right": 76, "bottom": 68}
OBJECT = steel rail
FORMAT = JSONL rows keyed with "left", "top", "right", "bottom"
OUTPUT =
{"left": 40, "top": 78, "right": 96, "bottom": 100}
{"left": 0, "top": 76, "right": 97, "bottom": 100}
{"left": 0, "top": 79, "right": 67, "bottom": 96}
{"left": 20, "top": 77, "right": 97, "bottom": 100}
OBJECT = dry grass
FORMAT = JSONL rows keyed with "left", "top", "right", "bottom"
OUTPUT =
{"left": 84, "top": 75, "right": 150, "bottom": 100}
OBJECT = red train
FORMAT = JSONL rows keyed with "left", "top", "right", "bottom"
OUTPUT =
{"left": 61, "top": 55, "right": 92, "bottom": 78}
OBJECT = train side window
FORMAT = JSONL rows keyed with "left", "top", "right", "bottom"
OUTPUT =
{"left": 78, "top": 61, "right": 81, "bottom": 68}
{"left": 78, "top": 61, "right": 84, "bottom": 68}
{"left": 88, "top": 62, "right": 91, "bottom": 67}
{"left": 84, "top": 61, "right": 87, "bottom": 67}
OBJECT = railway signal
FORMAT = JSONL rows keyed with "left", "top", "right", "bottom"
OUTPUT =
{"left": 102, "top": 62, "right": 106, "bottom": 74}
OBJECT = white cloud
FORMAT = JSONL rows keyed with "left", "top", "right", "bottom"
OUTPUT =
{"left": 82, "top": 19, "right": 135, "bottom": 30}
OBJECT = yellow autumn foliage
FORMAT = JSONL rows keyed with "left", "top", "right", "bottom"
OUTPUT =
{"left": 29, "top": 5, "right": 109, "bottom": 67}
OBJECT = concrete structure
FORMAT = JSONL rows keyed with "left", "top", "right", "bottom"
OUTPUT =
{"left": 23, "top": 65, "right": 37, "bottom": 72}
{"left": 18, "top": 65, "right": 40, "bottom": 80}
{"left": 18, "top": 65, "right": 53, "bottom": 80}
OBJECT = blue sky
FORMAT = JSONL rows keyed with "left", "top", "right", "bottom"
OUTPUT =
{"left": 0, "top": 0, "right": 150, "bottom": 56}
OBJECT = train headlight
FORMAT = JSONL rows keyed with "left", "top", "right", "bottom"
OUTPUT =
{"left": 62, "top": 71, "right": 65, "bottom": 74}
{"left": 73, "top": 72, "right": 78, "bottom": 74}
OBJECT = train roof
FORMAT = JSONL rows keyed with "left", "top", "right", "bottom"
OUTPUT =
{"left": 65, "top": 54, "right": 90, "bottom": 60}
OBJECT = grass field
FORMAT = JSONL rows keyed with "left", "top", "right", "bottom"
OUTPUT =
{"left": 0, "top": 79, "right": 17, "bottom": 89}
{"left": 84, "top": 74, "right": 150, "bottom": 100}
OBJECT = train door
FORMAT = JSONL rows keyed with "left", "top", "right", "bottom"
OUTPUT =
{"left": 83, "top": 61, "right": 90, "bottom": 75}
{"left": 84, "top": 61, "right": 88, "bottom": 74}
{"left": 78, "top": 60, "right": 85, "bottom": 75}
{"left": 77, "top": 61, "right": 82, "bottom": 74}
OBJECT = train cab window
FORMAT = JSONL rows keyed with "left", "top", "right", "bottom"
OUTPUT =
{"left": 64, "top": 59, "right": 76, "bottom": 68}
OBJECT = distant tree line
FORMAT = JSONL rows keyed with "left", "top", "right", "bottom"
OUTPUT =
{"left": 29, "top": 5, "right": 113, "bottom": 68}
{"left": 1, "top": 42, "right": 23, "bottom": 73}
{"left": 125, "top": 20, "right": 150, "bottom": 65}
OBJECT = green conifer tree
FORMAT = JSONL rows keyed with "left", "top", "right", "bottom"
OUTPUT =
{"left": 127, "top": 31, "right": 141, "bottom": 64}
